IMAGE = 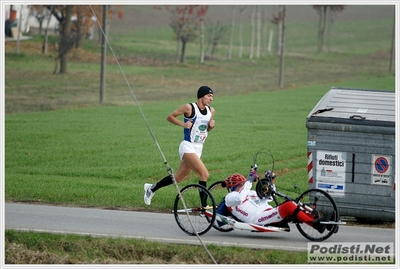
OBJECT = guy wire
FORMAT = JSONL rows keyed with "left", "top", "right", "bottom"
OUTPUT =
{"left": 89, "top": 6, "right": 217, "bottom": 264}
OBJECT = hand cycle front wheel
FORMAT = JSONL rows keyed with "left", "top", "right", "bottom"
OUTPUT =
{"left": 295, "top": 188, "right": 339, "bottom": 241}
{"left": 173, "top": 184, "right": 216, "bottom": 236}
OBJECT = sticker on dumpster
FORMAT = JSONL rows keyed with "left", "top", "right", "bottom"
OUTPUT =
{"left": 317, "top": 183, "right": 344, "bottom": 191}
{"left": 316, "top": 151, "right": 346, "bottom": 182}
{"left": 371, "top": 155, "right": 392, "bottom": 186}
{"left": 316, "top": 181, "right": 345, "bottom": 196}
{"left": 315, "top": 151, "right": 346, "bottom": 196}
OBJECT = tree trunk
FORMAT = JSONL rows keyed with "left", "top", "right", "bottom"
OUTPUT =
{"left": 256, "top": 5, "right": 261, "bottom": 58}
{"left": 317, "top": 5, "right": 327, "bottom": 53}
{"left": 97, "top": 25, "right": 102, "bottom": 43}
{"left": 180, "top": 40, "right": 186, "bottom": 63}
{"left": 249, "top": 5, "right": 255, "bottom": 60}
{"left": 38, "top": 19, "right": 43, "bottom": 35}
{"left": 279, "top": 6, "right": 286, "bottom": 88}
{"left": 322, "top": 6, "right": 328, "bottom": 51}
{"left": 327, "top": 8, "right": 333, "bottom": 53}
{"left": 16, "top": 5, "right": 23, "bottom": 54}
{"left": 317, "top": 8, "right": 322, "bottom": 52}
{"left": 75, "top": 13, "right": 84, "bottom": 48}
{"left": 238, "top": 12, "right": 243, "bottom": 58}
{"left": 211, "top": 42, "right": 217, "bottom": 57}
{"left": 200, "top": 20, "right": 204, "bottom": 63}
{"left": 58, "top": 6, "right": 72, "bottom": 74}
{"left": 175, "top": 28, "right": 181, "bottom": 64}
{"left": 262, "top": 7, "right": 267, "bottom": 58}
{"left": 277, "top": 6, "right": 283, "bottom": 56}
{"left": 268, "top": 29, "right": 273, "bottom": 54}
{"left": 43, "top": 6, "right": 53, "bottom": 54}
{"left": 227, "top": 5, "right": 236, "bottom": 60}
{"left": 59, "top": 51, "right": 68, "bottom": 74}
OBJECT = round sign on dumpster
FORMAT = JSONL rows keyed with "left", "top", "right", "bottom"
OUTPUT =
{"left": 374, "top": 156, "right": 389, "bottom": 173}
{"left": 371, "top": 155, "right": 392, "bottom": 186}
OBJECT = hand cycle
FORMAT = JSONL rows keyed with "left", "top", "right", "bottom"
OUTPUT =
{"left": 172, "top": 148, "right": 346, "bottom": 241}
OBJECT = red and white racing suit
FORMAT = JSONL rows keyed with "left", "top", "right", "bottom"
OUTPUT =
{"left": 225, "top": 181, "right": 314, "bottom": 226}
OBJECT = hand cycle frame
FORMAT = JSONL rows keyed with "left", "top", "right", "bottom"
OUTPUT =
{"left": 173, "top": 149, "right": 346, "bottom": 241}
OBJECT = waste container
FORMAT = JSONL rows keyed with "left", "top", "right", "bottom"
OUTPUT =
{"left": 5, "top": 19, "right": 17, "bottom": 37}
{"left": 306, "top": 87, "right": 395, "bottom": 222}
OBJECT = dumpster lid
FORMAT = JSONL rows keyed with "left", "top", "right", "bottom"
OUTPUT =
{"left": 307, "top": 87, "right": 395, "bottom": 126}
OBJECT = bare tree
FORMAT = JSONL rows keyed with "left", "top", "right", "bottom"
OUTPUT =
{"left": 37, "top": 5, "right": 59, "bottom": 55}
{"left": 262, "top": 6, "right": 268, "bottom": 58}
{"left": 16, "top": 5, "right": 24, "bottom": 54}
{"left": 42, "top": 6, "right": 54, "bottom": 54}
{"left": 205, "top": 20, "right": 229, "bottom": 58}
{"left": 200, "top": 20, "right": 205, "bottom": 63}
{"left": 73, "top": 5, "right": 111, "bottom": 48}
{"left": 277, "top": 5, "right": 283, "bottom": 56}
{"left": 314, "top": 5, "right": 327, "bottom": 53}
{"left": 327, "top": 5, "right": 345, "bottom": 52}
{"left": 227, "top": 5, "right": 236, "bottom": 60}
{"left": 30, "top": 5, "right": 52, "bottom": 35}
{"left": 46, "top": 5, "right": 121, "bottom": 74}
{"left": 237, "top": 6, "right": 247, "bottom": 58}
{"left": 158, "top": 5, "right": 208, "bottom": 64}
{"left": 270, "top": 6, "right": 283, "bottom": 55}
{"left": 249, "top": 5, "right": 255, "bottom": 60}
{"left": 314, "top": 5, "right": 345, "bottom": 53}
{"left": 278, "top": 6, "right": 286, "bottom": 88}
{"left": 74, "top": 7, "right": 85, "bottom": 48}
{"left": 170, "top": 18, "right": 198, "bottom": 63}
{"left": 53, "top": 5, "right": 73, "bottom": 74}
{"left": 256, "top": 5, "right": 261, "bottom": 58}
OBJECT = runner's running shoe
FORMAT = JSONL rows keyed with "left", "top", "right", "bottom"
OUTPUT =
{"left": 144, "top": 183, "right": 155, "bottom": 205}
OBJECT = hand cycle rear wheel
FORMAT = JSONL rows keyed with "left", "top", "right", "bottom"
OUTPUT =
{"left": 295, "top": 188, "right": 339, "bottom": 241}
{"left": 207, "top": 181, "right": 234, "bottom": 232}
{"left": 173, "top": 184, "right": 216, "bottom": 236}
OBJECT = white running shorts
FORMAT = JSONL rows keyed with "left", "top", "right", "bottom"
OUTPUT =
{"left": 179, "top": 140, "right": 203, "bottom": 160}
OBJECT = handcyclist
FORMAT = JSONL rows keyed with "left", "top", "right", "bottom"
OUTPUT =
{"left": 144, "top": 86, "right": 215, "bottom": 206}
{"left": 221, "top": 173, "right": 332, "bottom": 233}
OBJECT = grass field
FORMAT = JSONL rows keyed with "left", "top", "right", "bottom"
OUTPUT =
{"left": 5, "top": 229, "right": 309, "bottom": 264}
{"left": 5, "top": 77, "right": 395, "bottom": 211}
{"left": 3, "top": 5, "right": 396, "bottom": 265}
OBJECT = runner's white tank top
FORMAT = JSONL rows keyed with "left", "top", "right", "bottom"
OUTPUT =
{"left": 183, "top": 103, "right": 211, "bottom": 144}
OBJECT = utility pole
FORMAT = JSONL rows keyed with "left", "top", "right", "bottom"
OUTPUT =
{"left": 16, "top": 5, "right": 23, "bottom": 54}
{"left": 100, "top": 5, "right": 108, "bottom": 104}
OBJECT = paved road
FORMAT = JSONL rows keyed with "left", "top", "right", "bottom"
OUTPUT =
{"left": 5, "top": 203, "right": 395, "bottom": 252}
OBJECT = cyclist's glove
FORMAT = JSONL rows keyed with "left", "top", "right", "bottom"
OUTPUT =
{"left": 248, "top": 169, "right": 258, "bottom": 182}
